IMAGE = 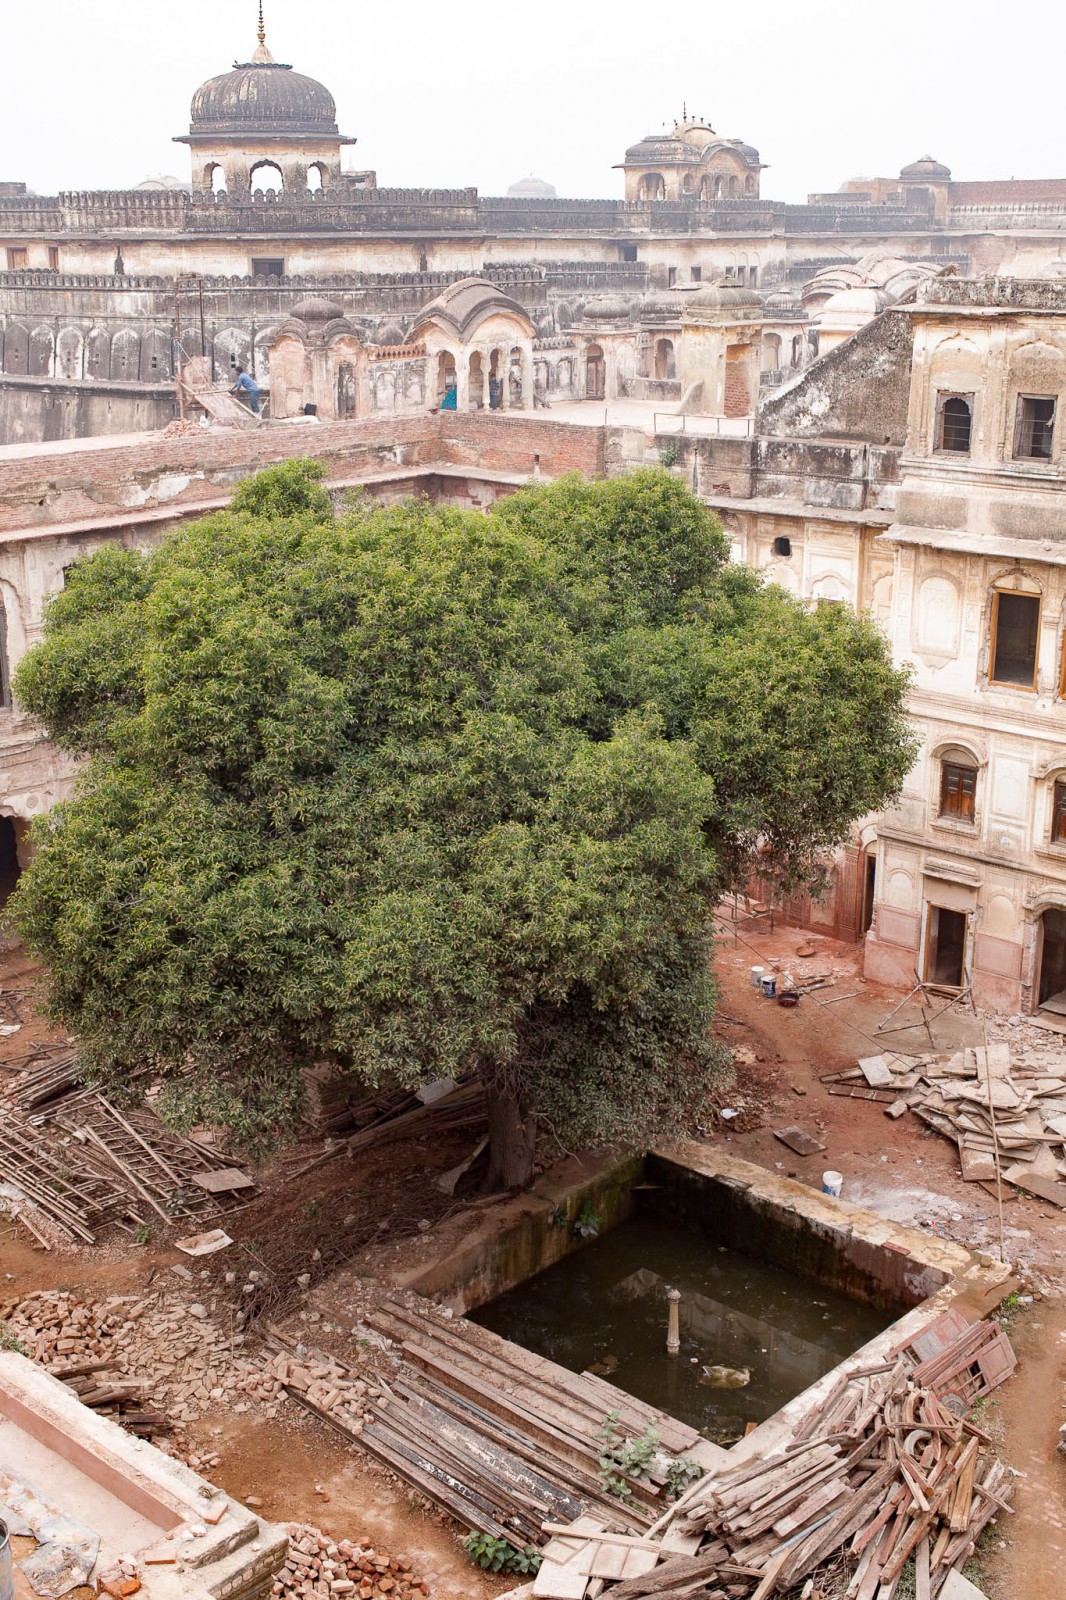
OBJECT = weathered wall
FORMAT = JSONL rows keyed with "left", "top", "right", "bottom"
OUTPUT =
{"left": 756, "top": 308, "right": 914, "bottom": 444}
{"left": 0, "top": 377, "right": 177, "bottom": 446}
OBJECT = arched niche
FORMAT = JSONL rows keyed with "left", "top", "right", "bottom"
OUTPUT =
{"left": 914, "top": 572, "right": 962, "bottom": 659}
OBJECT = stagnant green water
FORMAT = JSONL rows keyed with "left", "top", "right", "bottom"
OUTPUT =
{"left": 471, "top": 1212, "right": 889, "bottom": 1442}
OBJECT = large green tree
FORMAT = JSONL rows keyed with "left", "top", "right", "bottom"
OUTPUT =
{"left": 12, "top": 462, "right": 914, "bottom": 1186}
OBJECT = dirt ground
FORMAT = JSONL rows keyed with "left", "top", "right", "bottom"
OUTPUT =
{"left": 2, "top": 924, "right": 1065, "bottom": 1597}
{"left": 707, "top": 913, "right": 1066, "bottom": 1598}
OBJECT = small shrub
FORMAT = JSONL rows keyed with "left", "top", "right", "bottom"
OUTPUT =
{"left": 665, "top": 1456, "right": 705, "bottom": 1499}
{"left": 598, "top": 1410, "right": 659, "bottom": 1500}
{"left": 463, "top": 1533, "right": 542, "bottom": 1574}
{"left": 0, "top": 1325, "right": 29, "bottom": 1357}
{"left": 571, "top": 1202, "right": 600, "bottom": 1241}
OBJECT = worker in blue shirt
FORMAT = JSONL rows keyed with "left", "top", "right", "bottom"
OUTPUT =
{"left": 231, "top": 367, "right": 261, "bottom": 414}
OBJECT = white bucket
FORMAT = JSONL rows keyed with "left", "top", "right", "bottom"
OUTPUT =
{"left": 822, "top": 1171, "right": 843, "bottom": 1198}
{"left": 750, "top": 966, "right": 765, "bottom": 990}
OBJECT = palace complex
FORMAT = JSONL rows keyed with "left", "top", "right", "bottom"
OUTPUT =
{"left": 3, "top": 21, "right": 1066, "bottom": 1017}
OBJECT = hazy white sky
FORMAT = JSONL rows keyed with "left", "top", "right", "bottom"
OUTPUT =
{"left": 2, "top": 0, "right": 1063, "bottom": 201}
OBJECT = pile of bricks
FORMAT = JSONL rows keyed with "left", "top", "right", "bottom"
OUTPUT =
{"left": 0, "top": 1289, "right": 281, "bottom": 1425}
{"left": 261, "top": 1351, "right": 380, "bottom": 1428}
{"left": 274, "top": 1525, "right": 429, "bottom": 1600}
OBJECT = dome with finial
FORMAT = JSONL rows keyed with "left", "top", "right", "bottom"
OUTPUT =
{"left": 900, "top": 155, "right": 951, "bottom": 182}
{"left": 507, "top": 176, "right": 557, "bottom": 198}
{"left": 185, "top": 6, "right": 348, "bottom": 138}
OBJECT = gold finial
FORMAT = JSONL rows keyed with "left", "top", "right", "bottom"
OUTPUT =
{"left": 257, "top": 1, "right": 266, "bottom": 46}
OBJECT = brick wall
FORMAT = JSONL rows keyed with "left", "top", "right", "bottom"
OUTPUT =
{"left": 0, "top": 410, "right": 609, "bottom": 534}
{"left": 949, "top": 179, "right": 1066, "bottom": 204}
{"left": 438, "top": 412, "right": 606, "bottom": 478}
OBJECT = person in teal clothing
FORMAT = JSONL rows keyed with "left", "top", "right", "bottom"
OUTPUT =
{"left": 230, "top": 367, "right": 261, "bottom": 414}
{"left": 440, "top": 383, "right": 457, "bottom": 411}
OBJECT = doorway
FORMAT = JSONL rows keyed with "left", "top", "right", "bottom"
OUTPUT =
{"left": 860, "top": 849, "right": 876, "bottom": 935}
{"left": 1038, "top": 907, "right": 1066, "bottom": 1011}
{"left": 0, "top": 817, "right": 20, "bottom": 907}
{"left": 924, "top": 904, "right": 967, "bottom": 988}
{"left": 585, "top": 344, "right": 605, "bottom": 400}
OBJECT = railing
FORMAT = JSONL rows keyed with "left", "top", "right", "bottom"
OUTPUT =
{"left": 653, "top": 413, "right": 755, "bottom": 436}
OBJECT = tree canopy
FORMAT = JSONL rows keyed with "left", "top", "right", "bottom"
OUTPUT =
{"left": 12, "top": 461, "right": 915, "bottom": 1184}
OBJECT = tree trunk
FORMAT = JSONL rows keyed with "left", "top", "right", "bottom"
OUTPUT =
{"left": 484, "top": 1083, "right": 538, "bottom": 1191}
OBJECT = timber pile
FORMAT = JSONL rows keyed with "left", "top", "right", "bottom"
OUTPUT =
{"left": 823, "top": 1043, "right": 1066, "bottom": 1204}
{"left": 269, "top": 1299, "right": 712, "bottom": 1552}
{"left": 0, "top": 1072, "right": 255, "bottom": 1244}
{"left": 528, "top": 1316, "right": 1015, "bottom": 1600}
{"left": 273, "top": 1525, "right": 430, "bottom": 1600}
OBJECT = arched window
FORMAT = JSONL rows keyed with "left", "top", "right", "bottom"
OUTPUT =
{"left": 654, "top": 338, "right": 675, "bottom": 381}
{"left": 936, "top": 393, "right": 973, "bottom": 454}
{"left": 250, "top": 160, "right": 283, "bottom": 194}
{"left": 208, "top": 163, "right": 226, "bottom": 195}
{"left": 307, "top": 163, "right": 326, "bottom": 193}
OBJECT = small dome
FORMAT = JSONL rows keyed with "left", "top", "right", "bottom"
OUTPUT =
{"left": 134, "top": 174, "right": 191, "bottom": 191}
{"left": 375, "top": 321, "right": 406, "bottom": 346}
{"left": 291, "top": 296, "right": 347, "bottom": 322}
{"left": 583, "top": 295, "right": 631, "bottom": 322}
{"left": 507, "top": 176, "right": 557, "bottom": 198}
{"left": 188, "top": 38, "right": 343, "bottom": 138}
{"left": 623, "top": 134, "right": 699, "bottom": 165}
{"left": 763, "top": 287, "right": 801, "bottom": 311}
{"left": 639, "top": 289, "right": 689, "bottom": 323}
{"left": 815, "top": 286, "right": 889, "bottom": 321}
{"left": 685, "top": 278, "right": 763, "bottom": 317}
{"left": 900, "top": 155, "right": 951, "bottom": 182}
{"left": 729, "top": 141, "right": 762, "bottom": 166}
{"left": 675, "top": 117, "right": 716, "bottom": 148}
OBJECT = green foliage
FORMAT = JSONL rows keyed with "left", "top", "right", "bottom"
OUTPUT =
{"left": 462, "top": 1533, "right": 542, "bottom": 1574}
{"left": 133, "top": 1223, "right": 152, "bottom": 1245}
{"left": 229, "top": 457, "right": 333, "bottom": 520}
{"left": 571, "top": 1202, "right": 600, "bottom": 1240}
{"left": 665, "top": 1456, "right": 705, "bottom": 1499}
{"left": 597, "top": 1411, "right": 660, "bottom": 1500}
{"left": 11, "top": 463, "right": 914, "bottom": 1171}
{"left": 0, "top": 1325, "right": 29, "bottom": 1356}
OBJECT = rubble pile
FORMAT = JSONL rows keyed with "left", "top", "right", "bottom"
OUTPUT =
{"left": 0, "top": 1288, "right": 283, "bottom": 1425}
{"left": 827, "top": 1043, "right": 1066, "bottom": 1205}
{"left": 262, "top": 1349, "right": 380, "bottom": 1426}
{"left": 275, "top": 1525, "right": 429, "bottom": 1600}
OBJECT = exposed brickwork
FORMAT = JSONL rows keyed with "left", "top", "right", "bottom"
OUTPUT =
{"left": 0, "top": 411, "right": 607, "bottom": 534}
{"left": 439, "top": 411, "right": 606, "bottom": 478}
{"left": 950, "top": 178, "right": 1066, "bottom": 204}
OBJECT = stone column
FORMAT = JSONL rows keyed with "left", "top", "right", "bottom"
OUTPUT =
{"left": 519, "top": 347, "right": 533, "bottom": 410}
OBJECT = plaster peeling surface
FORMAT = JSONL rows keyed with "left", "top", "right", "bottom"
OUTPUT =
{"left": 112, "top": 472, "right": 202, "bottom": 508}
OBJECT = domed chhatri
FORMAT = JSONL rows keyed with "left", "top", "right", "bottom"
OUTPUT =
{"left": 176, "top": 5, "right": 355, "bottom": 196}
{"left": 506, "top": 176, "right": 557, "bottom": 199}
{"left": 900, "top": 155, "right": 952, "bottom": 182}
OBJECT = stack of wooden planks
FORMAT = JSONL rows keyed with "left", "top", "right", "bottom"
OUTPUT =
{"left": 525, "top": 1316, "right": 1015, "bottom": 1599}
{"left": 272, "top": 1296, "right": 715, "bottom": 1554}
{"left": 50, "top": 1361, "right": 170, "bottom": 1437}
